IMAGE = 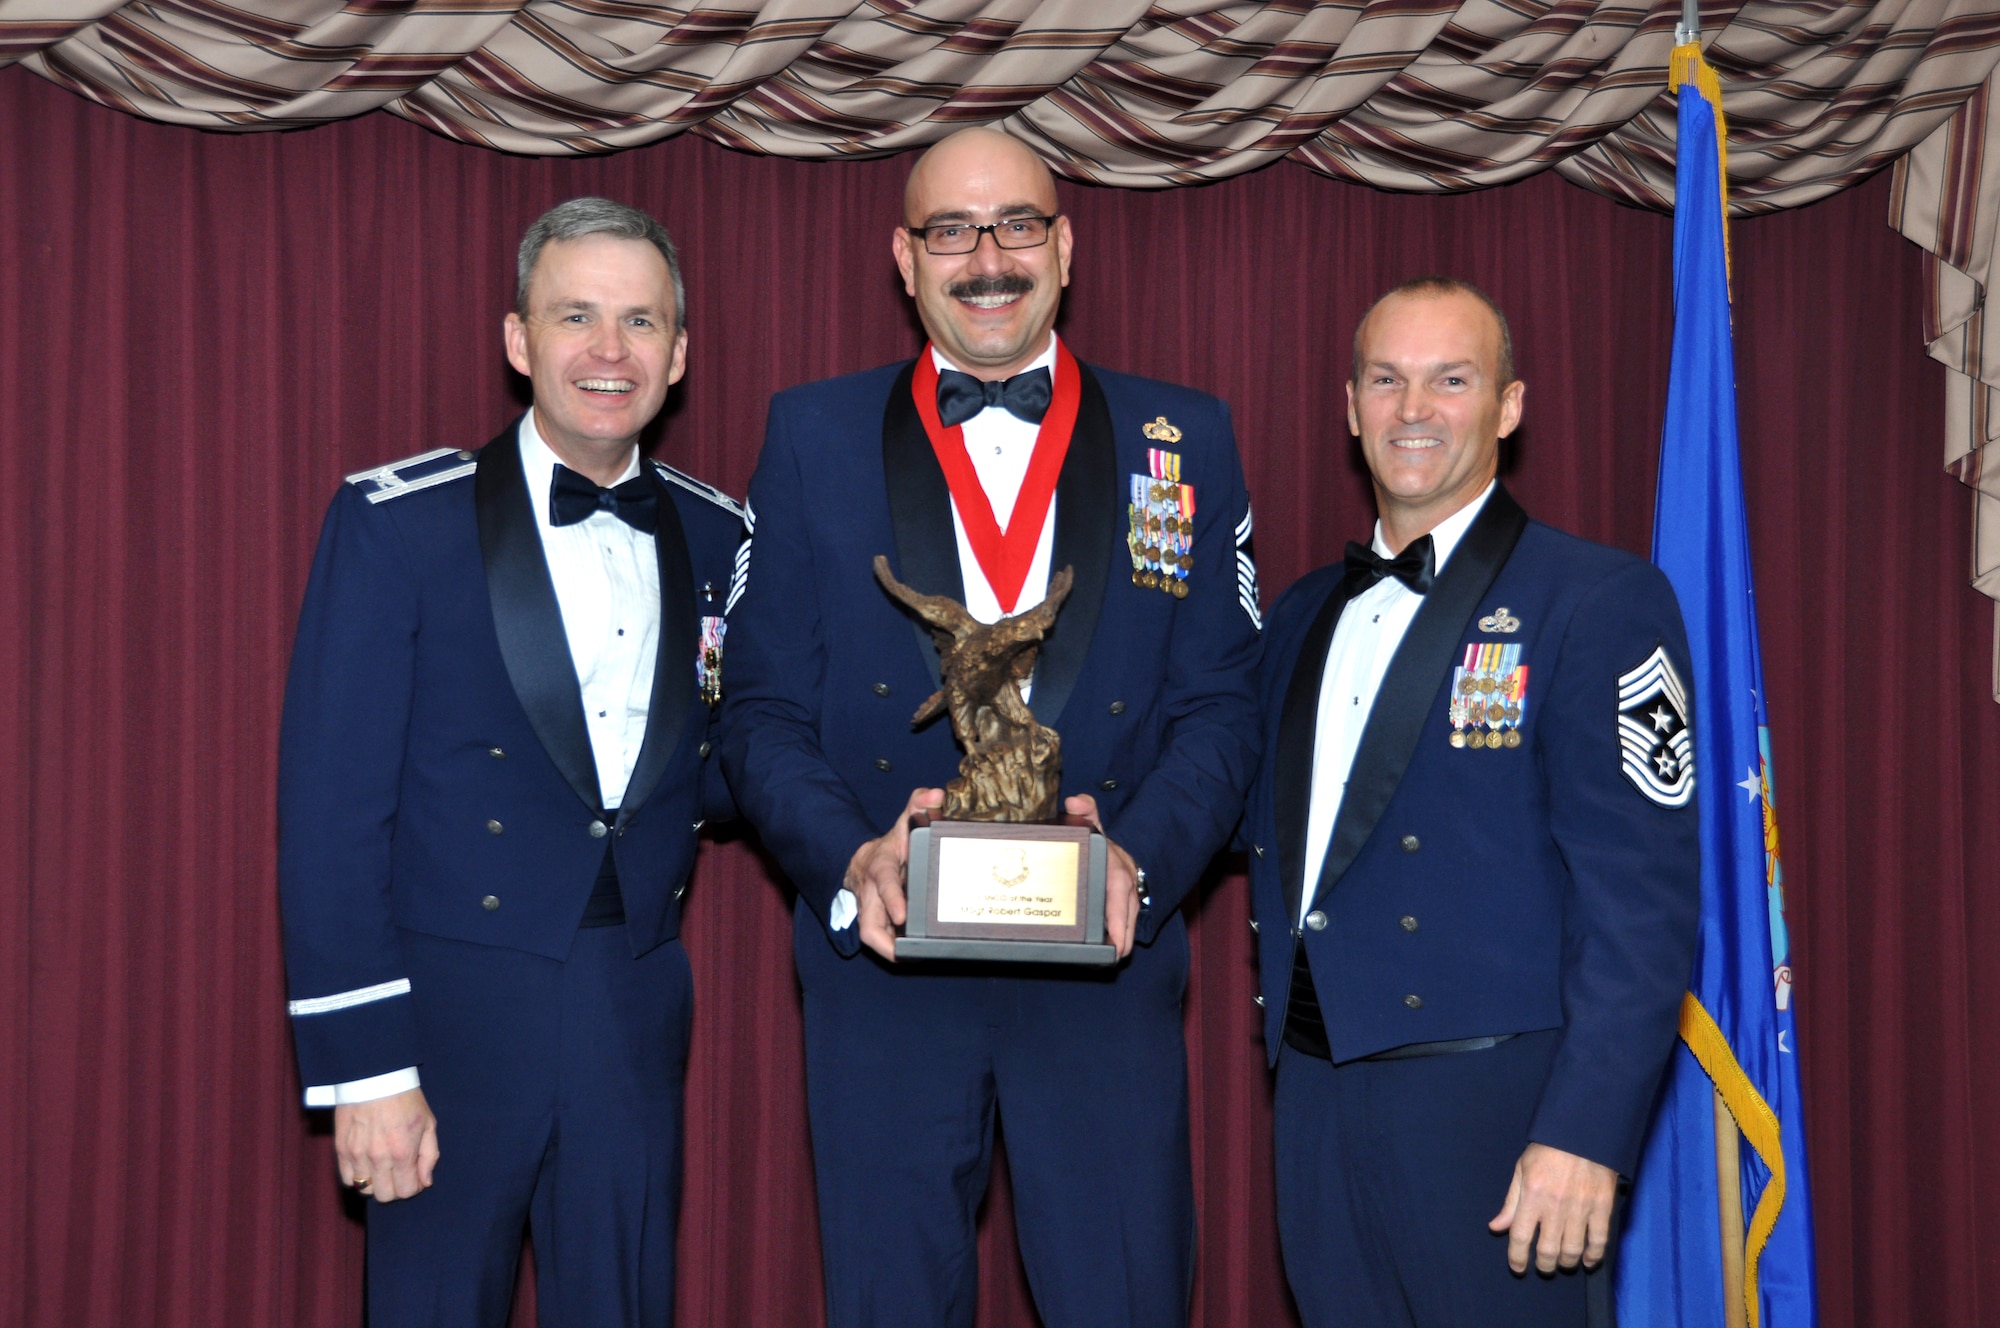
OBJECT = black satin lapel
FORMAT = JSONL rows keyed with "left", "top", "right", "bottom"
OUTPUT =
{"left": 619, "top": 476, "right": 697, "bottom": 816}
{"left": 882, "top": 360, "right": 963, "bottom": 689}
{"left": 477, "top": 427, "right": 603, "bottom": 814}
{"left": 1026, "top": 360, "right": 1115, "bottom": 726}
{"left": 1277, "top": 574, "right": 1362, "bottom": 924}
{"left": 1310, "top": 485, "right": 1530, "bottom": 906}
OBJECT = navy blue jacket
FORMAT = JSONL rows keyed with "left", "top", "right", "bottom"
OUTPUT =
{"left": 1243, "top": 486, "right": 1699, "bottom": 1176}
{"left": 278, "top": 422, "right": 742, "bottom": 1090}
{"left": 720, "top": 357, "right": 1262, "bottom": 955}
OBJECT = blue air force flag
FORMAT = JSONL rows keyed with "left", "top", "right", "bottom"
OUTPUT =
{"left": 1614, "top": 42, "right": 1818, "bottom": 1328}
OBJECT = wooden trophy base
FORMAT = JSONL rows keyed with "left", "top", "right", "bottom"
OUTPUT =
{"left": 895, "top": 815, "right": 1116, "bottom": 966}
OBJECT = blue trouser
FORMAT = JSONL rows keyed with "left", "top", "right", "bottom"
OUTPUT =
{"left": 797, "top": 905, "right": 1196, "bottom": 1328}
{"left": 1274, "top": 1029, "right": 1617, "bottom": 1328}
{"left": 364, "top": 926, "right": 692, "bottom": 1328}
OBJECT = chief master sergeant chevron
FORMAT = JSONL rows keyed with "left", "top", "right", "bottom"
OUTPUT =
{"left": 1242, "top": 277, "right": 1700, "bottom": 1326}
{"left": 719, "top": 128, "right": 1263, "bottom": 1328}
{"left": 277, "top": 197, "right": 741, "bottom": 1327}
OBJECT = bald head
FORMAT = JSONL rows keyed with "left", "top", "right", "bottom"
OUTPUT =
{"left": 1353, "top": 277, "right": 1514, "bottom": 387}
{"left": 892, "top": 127, "right": 1073, "bottom": 381}
{"left": 903, "top": 128, "right": 1059, "bottom": 227}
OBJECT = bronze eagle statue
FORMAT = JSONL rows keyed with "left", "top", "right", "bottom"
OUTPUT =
{"left": 873, "top": 556, "right": 1075, "bottom": 822}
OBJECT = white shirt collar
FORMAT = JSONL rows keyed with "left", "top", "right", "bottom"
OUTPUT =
{"left": 518, "top": 409, "right": 642, "bottom": 528}
{"left": 929, "top": 332, "right": 1059, "bottom": 381}
{"left": 1370, "top": 478, "right": 1497, "bottom": 572}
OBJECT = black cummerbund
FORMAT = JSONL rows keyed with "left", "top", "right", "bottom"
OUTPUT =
{"left": 579, "top": 837, "right": 626, "bottom": 928}
{"left": 1281, "top": 938, "right": 1332, "bottom": 1060}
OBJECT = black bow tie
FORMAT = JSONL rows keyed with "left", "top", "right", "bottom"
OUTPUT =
{"left": 936, "top": 365, "right": 1052, "bottom": 427}
{"left": 550, "top": 463, "right": 658, "bottom": 534}
{"left": 1345, "top": 534, "right": 1436, "bottom": 595}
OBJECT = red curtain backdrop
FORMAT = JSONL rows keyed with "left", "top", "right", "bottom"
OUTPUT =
{"left": 4, "top": 64, "right": 1996, "bottom": 1327}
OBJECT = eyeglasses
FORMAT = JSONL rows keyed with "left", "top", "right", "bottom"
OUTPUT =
{"left": 906, "top": 215, "right": 1059, "bottom": 256}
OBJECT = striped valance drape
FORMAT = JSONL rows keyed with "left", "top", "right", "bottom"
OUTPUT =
{"left": 8, "top": 0, "right": 2000, "bottom": 681}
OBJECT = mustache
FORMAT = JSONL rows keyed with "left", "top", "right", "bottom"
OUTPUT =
{"left": 946, "top": 274, "right": 1034, "bottom": 300}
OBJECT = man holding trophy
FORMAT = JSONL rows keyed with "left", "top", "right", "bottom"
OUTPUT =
{"left": 719, "top": 128, "right": 1262, "bottom": 1328}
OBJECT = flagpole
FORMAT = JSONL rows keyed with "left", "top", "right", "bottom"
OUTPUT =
{"left": 1715, "top": 1091, "right": 1749, "bottom": 1328}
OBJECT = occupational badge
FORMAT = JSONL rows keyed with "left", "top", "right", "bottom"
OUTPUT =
{"left": 697, "top": 615, "right": 726, "bottom": 707}
{"left": 1128, "top": 444, "right": 1194, "bottom": 598}
{"left": 1616, "top": 645, "right": 1694, "bottom": 806}
{"left": 1447, "top": 643, "right": 1527, "bottom": 749}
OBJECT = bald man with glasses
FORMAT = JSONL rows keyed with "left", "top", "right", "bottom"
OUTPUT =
{"left": 720, "top": 128, "right": 1263, "bottom": 1328}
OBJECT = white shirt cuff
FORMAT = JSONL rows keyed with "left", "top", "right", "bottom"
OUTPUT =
{"left": 829, "top": 888, "right": 858, "bottom": 931}
{"left": 303, "top": 1065, "right": 422, "bottom": 1109}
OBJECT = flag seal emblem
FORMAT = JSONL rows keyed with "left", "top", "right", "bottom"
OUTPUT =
{"left": 1616, "top": 645, "right": 1694, "bottom": 806}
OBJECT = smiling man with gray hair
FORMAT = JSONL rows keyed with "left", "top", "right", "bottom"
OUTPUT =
{"left": 278, "top": 196, "right": 742, "bottom": 1326}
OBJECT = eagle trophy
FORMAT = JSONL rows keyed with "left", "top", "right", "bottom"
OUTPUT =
{"left": 872, "top": 556, "right": 1075, "bottom": 822}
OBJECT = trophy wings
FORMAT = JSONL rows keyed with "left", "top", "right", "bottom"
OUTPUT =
{"left": 871, "top": 557, "right": 1075, "bottom": 730}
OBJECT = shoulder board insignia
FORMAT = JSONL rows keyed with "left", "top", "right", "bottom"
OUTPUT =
{"left": 345, "top": 448, "right": 476, "bottom": 504}
{"left": 651, "top": 460, "right": 746, "bottom": 520}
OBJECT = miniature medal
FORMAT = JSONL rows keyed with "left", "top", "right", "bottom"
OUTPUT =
{"left": 698, "top": 616, "right": 726, "bottom": 706}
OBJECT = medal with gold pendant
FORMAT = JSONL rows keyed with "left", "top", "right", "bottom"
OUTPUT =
{"left": 697, "top": 615, "right": 726, "bottom": 707}
{"left": 1499, "top": 657, "right": 1529, "bottom": 746}
{"left": 1128, "top": 485, "right": 1152, "bottom": 588}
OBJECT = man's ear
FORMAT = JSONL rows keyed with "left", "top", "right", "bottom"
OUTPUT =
{"left": 1498, "top": 379, "right": 1525, "bottom": 438}
{"left": 504, "top": 311, "right": 529, "bottom": 377}
{"left": 892, "top": 226, "right": 918, "bottom": 297}
{"left": 666, "top": 328, "right": 689, "bottom": 388}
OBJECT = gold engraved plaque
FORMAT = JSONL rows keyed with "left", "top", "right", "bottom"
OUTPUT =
{"left": 935, "top": 836, "right": 1081, "bottom": 927}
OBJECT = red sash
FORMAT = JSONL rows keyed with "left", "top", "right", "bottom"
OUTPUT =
{"left": 911, "top": 339, "right": 1081, "bottom": 614}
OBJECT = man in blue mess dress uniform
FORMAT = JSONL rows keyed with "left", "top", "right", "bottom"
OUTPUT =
{"left": 277, "top": 198, "right": 742, "bottom": 1327}
{"left": 718, "top": 128, "right": 1263, "bottom": 1328}
{"left": 1241, "top": 279, "right": 1700, "bottom": 1326}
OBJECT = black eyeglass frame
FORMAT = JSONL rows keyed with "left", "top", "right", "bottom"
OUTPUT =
{"left": 905, "top": 214, "right": 1061, "bottom": 256}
